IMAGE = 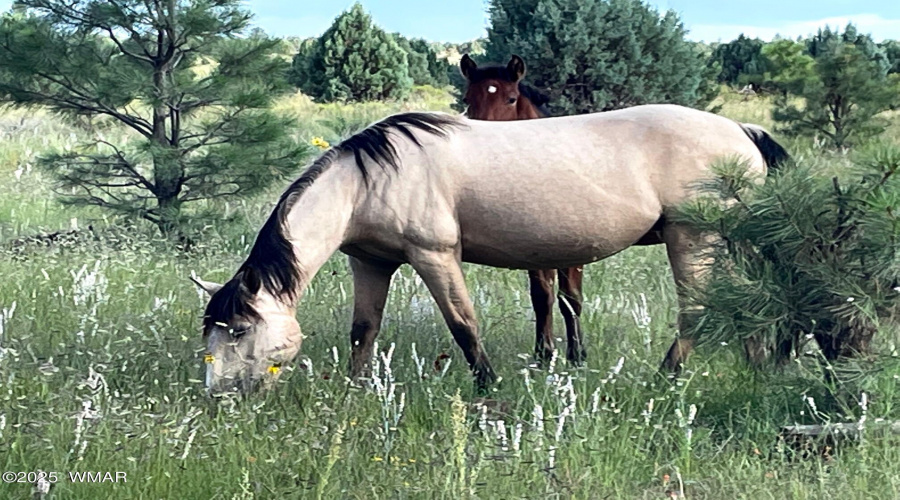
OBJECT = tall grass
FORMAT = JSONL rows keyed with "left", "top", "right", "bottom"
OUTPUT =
{"left": 1, "top": 92, "right": 900, "bottom": 499}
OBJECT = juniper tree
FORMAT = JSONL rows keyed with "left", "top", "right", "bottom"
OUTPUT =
{"left": 709, "top": 34, "right": 767, "bottom": 86}
{"left": 394, "top": 34, "right": 432, "bottom": 87}
{"left": 485, "top": 0, "right": 717, "bottom": 114}
{"left": 0, "top": 0, "right": 308, "bottom": 236}
{"left": 290, "top": 3, "right": 413, "bottom": 102}
{"left": 393, "top": 34, "right": 450, "bottom": 88}
{"left": 880, "top": 40, "right": 900, "bottom": 74}
{"left": 411, "top": 38, "right": 451, "bottom": 87}
{"left": 674, "top": 147, "right": 900, "bottom": 365}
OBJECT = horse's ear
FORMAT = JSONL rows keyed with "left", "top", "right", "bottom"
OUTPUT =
{"left": 190, "top": 272, "right": 223, "bottom": 296}
{"left": 460, "top": 54, "right": 477, "bottom": 80}
{"left": 507, "top": 54, "right": 526, "bottom": 82}
{"left": 240, "top": 267, "right": 262, "bottom": 294}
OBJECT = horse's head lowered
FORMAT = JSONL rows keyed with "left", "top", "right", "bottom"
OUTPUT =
{"left": 460, "top": 54, "right": 550, "bottom": 121}
{"left": 190, "top": 112, "right": 462, "bottom": 396}
{"left": 192, "top": 268, "right": 302, "bottom": 395}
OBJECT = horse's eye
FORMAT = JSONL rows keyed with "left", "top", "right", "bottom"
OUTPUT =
{"left": 462, "top": 98, "right": 468, "bottom": 105}
{"left": 508, "top": 97, "right": 518, "bottom": 105}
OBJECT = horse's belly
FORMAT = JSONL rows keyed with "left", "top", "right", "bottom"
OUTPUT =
{"left": 460, "top": 243, "right": 620, "bottom": 269}
{"left": 455, "top": 179, "right": 662, "bottom": 269}
{"left": 459, "top": 216, "right": 657, "bottom": 269}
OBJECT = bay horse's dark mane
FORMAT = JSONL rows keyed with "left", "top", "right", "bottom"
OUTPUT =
{"left": 203, "top": 112, "right": 462, "bottom": 328}
{"left": 518, "top": 84, "right": 551, "bottom": 115}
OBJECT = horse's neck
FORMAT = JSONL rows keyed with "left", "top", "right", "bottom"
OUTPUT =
{"left": 282, "top": 162, "right": 361, "bottom": 291}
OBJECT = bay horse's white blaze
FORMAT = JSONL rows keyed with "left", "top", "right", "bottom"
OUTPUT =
{"left": 194, "top": 104, "right": 787, "bottom": 395}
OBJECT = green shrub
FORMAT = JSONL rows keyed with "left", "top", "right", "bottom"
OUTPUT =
{"left": 675, "top": 145, "right": 900, "bottom": 364}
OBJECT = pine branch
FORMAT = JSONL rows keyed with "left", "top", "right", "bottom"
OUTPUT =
{"left": 13, "top": 64, "right": 155, "bottom": 138}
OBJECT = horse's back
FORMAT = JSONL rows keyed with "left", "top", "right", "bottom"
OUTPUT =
{"left": 376, "top": 105, "right": 767, "bottom": 269}
{"left": 450, "top": 104, "right": 766, "bottom": 196}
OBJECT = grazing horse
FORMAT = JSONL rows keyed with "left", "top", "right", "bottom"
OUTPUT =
{"left": 193, "top": 105, "right": 788, "bottom": 395}
{"left": 459, "top": 53, "right": 587, "bottom": 365}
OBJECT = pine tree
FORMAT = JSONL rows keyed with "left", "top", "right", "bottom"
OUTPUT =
{"left": 485, "top": 0, "right": 717, "bottom": 114}
{"left": 0, "top": 1, "right": 308, "bottom": 237}
{"left": 807, "top": 25, "right": 891, "bottom": 73}
{"left": 290, "top": 3, "right": 413, "bottom": 102}
{"left": 674, "top": 148, "right": 900, "bottom": 365}
{"left": 770, "top": 25, "right": 898, "bottom": 148}
{"left": 760, "top": 38, "right": 816, "bottom": 97}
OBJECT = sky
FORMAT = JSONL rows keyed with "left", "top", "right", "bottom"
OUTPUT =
{"left": 1, "top": 0, "right": 899, "bottom": 44}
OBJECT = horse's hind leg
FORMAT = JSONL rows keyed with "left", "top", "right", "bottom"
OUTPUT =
{"left": 529, "top": 269, "right": 556, "bottom": 363}
{"left": 660, "top": 224, "right": 711, "bottom": 376}
{"left": 348, "top": 256, "right": 400, "bottom": 380}
{"left": 557, "top": 267, "right": 586, "bottom": 365}
{"left": 409, "top": 249, "right": 496, "bottom": 391}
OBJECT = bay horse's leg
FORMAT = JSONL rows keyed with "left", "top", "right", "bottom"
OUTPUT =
{"left": 529, "top": 269, "right": 556, "bottom": 362}
{"left": 557, "top": 266, "right": 586, "bottom": 365}
{"left": 347, "top": 256, "right": 400, "bottom": 379}
{"left": 408, "top": 249, "right": 496, "bottom": 391}
{"left": 660, "top": 224, "right": 711, "bottom": 376}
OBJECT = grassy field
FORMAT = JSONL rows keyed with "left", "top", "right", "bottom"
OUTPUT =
{"left": 2, "top": 91, "right": 900, "bottom": 499}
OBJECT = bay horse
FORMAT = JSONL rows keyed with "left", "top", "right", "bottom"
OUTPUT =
{"left": 193, "top": 105, "right": 788, "bottom": 395}
{"left": 459, "top": 53, "right": 588, "bottom": 365}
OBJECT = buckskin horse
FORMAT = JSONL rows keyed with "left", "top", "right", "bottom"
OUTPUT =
{"left": 193, "top": 105, "right": 788, "bottom": 395}
{"left": 460, "top": 53, "right": 588, "bottom": 365}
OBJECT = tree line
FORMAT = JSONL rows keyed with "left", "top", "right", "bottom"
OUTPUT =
{"left": 0, "top": 0, "right": 897, "bottom": 239}
{"left": 709, "top": 27, "right": 900, "bottom": 147}
{"left": 297, "top": 2, "right": 899, "bottom": 148}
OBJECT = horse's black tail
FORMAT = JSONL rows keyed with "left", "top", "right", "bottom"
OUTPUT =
{"left": 740, "top": 124, "right": 789, "bottom": 176}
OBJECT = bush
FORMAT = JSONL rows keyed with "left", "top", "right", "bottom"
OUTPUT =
{"left": 674, "top": 146, "right": 900, "bottom": 365}
{"left": 485, "top": 0, "right": 718, "bottom": 114}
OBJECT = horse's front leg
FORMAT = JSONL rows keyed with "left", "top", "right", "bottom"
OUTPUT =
{"left": 529, "top": 269, "right": 556, "bottom": 363}
{"left": 408, "top": 248, "right": 496, "bottom": 391}
{"left": 557, "top": 266, "right": 586, "bottom": 365}
{"left": 347, "top": 256, "right": 400, "bottom": 380}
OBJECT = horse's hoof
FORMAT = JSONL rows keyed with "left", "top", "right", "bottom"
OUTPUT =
{"left": 533, "top": 345, "right": 555, "bottom": 365}
{"left": 655, "top": 363, "right": 682, "bottom": 384}
{"left": 566, "top": 348, "right": 587, "bottom": 366}
{"left": 473, "top": 363, "right": 498, "bottom": 394}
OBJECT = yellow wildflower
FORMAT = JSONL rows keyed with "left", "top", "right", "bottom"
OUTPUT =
{"left": 268, "top": 364, "right": 281, "bottom": 375}
{"left": 371, "top": 456, "right": 383, "bottom": 462}
{"left": 311, "top": 137, "right": 330, "bottom": 150}
{"left": 203, "top": 354, "right": 214, "bottom": 364}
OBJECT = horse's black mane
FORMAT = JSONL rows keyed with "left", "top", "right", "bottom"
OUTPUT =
{"left": 466, "top": 63, "right": 552, "bottom": 116}
{"left": 203, "top": 112, "right": 461, "bottom": 327}
{"left": 518, "top": 84, "right": 551, "bottom": 111}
